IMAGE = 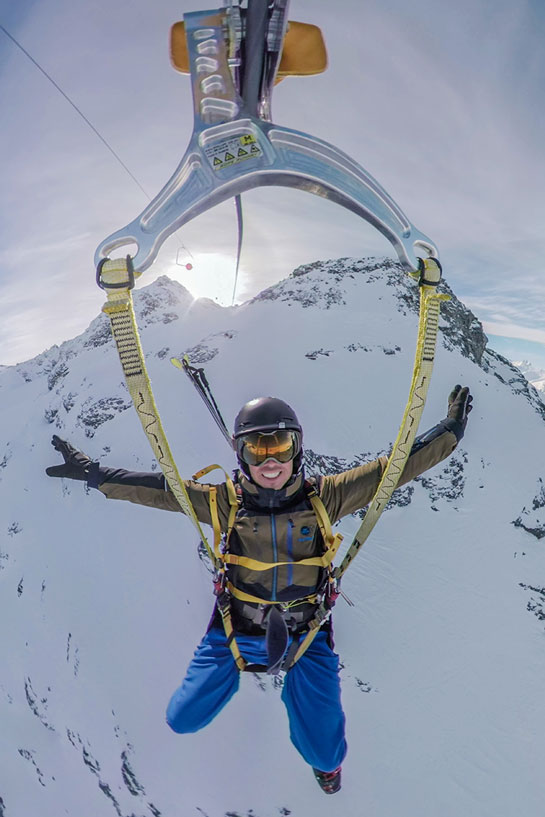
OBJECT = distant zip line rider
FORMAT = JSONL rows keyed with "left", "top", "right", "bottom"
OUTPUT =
{"left": 46, "top": 385, "right": 472, "bottom": 794}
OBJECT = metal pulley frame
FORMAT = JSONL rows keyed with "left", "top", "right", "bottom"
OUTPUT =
{"left": 94, "top": 0, "right": 438, "bottom": 273}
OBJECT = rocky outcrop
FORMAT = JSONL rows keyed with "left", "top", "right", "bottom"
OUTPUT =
{"left": 513, "top": 478, "right": 545, "bottom": 540}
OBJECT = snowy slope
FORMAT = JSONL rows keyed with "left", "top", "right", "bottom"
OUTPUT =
{"left": 1, "top": 258, "right": 545, "bottom": 817}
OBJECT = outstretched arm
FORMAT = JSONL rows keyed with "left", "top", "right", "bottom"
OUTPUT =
{"left": 319, "top": 385, "right": 473, "bottom": 521}
{"left": 46, "top": 436, "right": 179, "bottom": 509}
{"left": 45, "top": 436, "right": 230, "bottom": 525}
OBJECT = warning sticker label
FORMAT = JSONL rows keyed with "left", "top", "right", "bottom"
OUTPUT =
{"left": 204, "top": 134, "right": 263, "bottom": 171}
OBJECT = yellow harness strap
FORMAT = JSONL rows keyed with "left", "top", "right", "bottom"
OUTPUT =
{"left": 221, "top": 548, "right": 339, "bottom": 571}
{"left": 277, "top": 487, "right": 341, "bottom": 669}
{"left": 192, "top": 463, "right": 239, "bottom": 547}
{"left": 98, "top": 257, "right": 216, "bottom": 564}
{"left": 216, "top": 480, "right": 342, "bottom": 572}
{"left": 307, "top": 484, "right": 344, "bottom": 555}
{"left": 208, "top": 487, "right": 222, "bottom": 558}
{"left": 285, "top": 260, "right": 449, "bottom": 670}
{"left": 192, "top": 464, "right": 251, "bottom": 671}
{"left": 214, "top": 595, "right": 247, "bottom": 672}
{"left": 336, "top": 258, "right": 449, "bottom": 579}
{"left": 286, "top": 612, "right": 328, "bottom": 668}
{"left": 226, "top": 581, "right": 318, "bottom": 607}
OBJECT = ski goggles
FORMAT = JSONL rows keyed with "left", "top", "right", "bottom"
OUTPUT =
{"left": 235, "top": 430, "right": 302, "bottom": 466}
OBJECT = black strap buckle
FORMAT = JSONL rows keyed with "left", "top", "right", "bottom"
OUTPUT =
{"left": 96, "top": 255, "right": 135, "bottom": 291}
{"left": 417, "top": 256, "right": 442, "bottom": 287}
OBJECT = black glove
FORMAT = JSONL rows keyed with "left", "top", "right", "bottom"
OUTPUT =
{"left": 447, "top": 385, "right": 473, "bottom": 430}
{"left": 45, "top": 436, "right": 96, "bottom": 481}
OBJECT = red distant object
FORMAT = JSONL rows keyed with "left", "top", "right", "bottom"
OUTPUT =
{"left": 185, "top": 263, "right": 193, "bottom": 270}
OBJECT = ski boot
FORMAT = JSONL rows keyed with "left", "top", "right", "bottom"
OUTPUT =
{"left": 312, "top": 765, "right": 342, "bottom": 794}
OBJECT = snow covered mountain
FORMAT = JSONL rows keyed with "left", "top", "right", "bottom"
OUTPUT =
{"left": 1, "top": 257, "right": 545, "bottom": 817}
{"left": 513, "top": 360, "right": 545, "bottom": 394}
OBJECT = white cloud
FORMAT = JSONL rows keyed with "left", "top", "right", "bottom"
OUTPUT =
{"left": 483, "top": 321, "right": 545, "bottom": 346}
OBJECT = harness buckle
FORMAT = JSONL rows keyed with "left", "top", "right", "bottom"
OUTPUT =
{"left": 213, "top": 571, "right": 230, "bottom": 612}
{"left": 96, "top": 255, "right": 136, "bottom": 291}
{"left": 325, "top": 574, "right": 339, "bottom": 606}
{"left": 416, "top": 256, "right": 442, "bottom": 287}
{"left": 308, "top": 602, "right": 331, "bottom": 629}
{"left": 325, "top": 574, "right": 354, "bottom": 608}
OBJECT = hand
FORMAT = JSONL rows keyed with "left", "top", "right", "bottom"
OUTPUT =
{"left": 45, "top": 435, "right": 95, "bottom": 481}
{"left": 447, "top": 385, "right": 473, "bottom": 428}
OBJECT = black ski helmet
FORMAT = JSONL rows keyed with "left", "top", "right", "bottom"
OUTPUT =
{"left": 233, "top": 397, "right": 303, "bottom": 477}
{"left": 233, "top": 397, "right": 302, "bottom": 438}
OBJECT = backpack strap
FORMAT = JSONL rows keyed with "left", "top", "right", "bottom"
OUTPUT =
{"left": 193, "top": 465, "right": 253, "bottom": 671}
{"left": 192, "top": 463, "right": 239, "bottom": 562}
{"left": 304, "top": 478, "right": 344, "bottom": 560}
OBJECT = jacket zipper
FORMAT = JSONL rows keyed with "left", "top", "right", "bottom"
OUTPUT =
{"left": 287, "top": 518, "right": 294, "bottom": 587}
{"left": 270, "top": 514, "right": 278, "bottom": 601}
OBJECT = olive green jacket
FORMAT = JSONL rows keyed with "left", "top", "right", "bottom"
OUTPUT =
{"left": 94, "top": 422, "right": 459, "bottom": 603}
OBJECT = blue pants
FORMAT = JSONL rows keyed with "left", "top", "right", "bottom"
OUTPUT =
{"left": 166, "top": 627, "right": 347, "bottom": 772}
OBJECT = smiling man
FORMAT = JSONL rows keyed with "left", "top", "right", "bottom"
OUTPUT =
{"left": 46, "top": 386, "right": 472, "bottom": 794}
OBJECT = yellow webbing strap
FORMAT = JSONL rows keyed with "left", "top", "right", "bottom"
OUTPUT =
{"left": 227, "top": 581, "right": 319, "bottom": 607}
{"left": 284, "top": 259, "right": 449, "bottom": 671}
{"left": 307, "top": 486, "right": 344, "bottom": 555}
{"left": 192, "top": 464, "right": 249, "bottom": 671}
{"left": 286, "top": 609, "right": 329, "bottom": 668}
{"left": 196, "top": 467, "right": 342, "bottom": 573}
{"left": 281, "top": 489, "right": 340, "bottom": 669}
{"left": 221, "top": 548, "right": 339, "bottom": 571}
{"left": 215, "top": 599, "right": 247, "bottom": 672}
{"left": 192, "top": 463, "right": 239, "bottom": 553}
{"left": 221, "top": 486, "right": 343, "bottom": 571}
{"left": 98, "top": 258, "right": 216, "bottom": 565}
{"left": 336, "top": 258, "right": 449, "bottom": 579}
{"left": 208, "top": 486, "right": 222, "bottom": 558}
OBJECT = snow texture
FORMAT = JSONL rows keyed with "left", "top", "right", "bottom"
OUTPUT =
{"left": 1, "top": 258, "right": 545, "bottom": 816}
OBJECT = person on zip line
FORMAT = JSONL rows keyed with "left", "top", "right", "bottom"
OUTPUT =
{"left": 46, "top": 384, "right": 472, "bottom": 794}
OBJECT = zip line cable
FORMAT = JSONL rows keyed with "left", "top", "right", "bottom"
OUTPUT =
{"left": 0, "top": 23, "right": 198, "bottom": 265}
{"left": 1, "top": 22, "right": 243, "bottom": 292}
{"left": 0, "top": 24, "right": 151, "bottom": 201}
{"left": 2, "top": 23, "right": 244, "bottom": 299}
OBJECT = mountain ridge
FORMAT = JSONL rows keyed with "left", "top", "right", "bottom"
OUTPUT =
{"left": 1, "top": 257, "right": 545, "bottom": 817}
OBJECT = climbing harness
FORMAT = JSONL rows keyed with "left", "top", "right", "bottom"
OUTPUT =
{"left": 96, "top": 1, "right": 449, "bottom": 673}
{"left": 198, "top": 465, "right": 343, "bottom": 673}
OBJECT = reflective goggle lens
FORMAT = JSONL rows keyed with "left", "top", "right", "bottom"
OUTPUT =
{"left": 237, "top": 430, "right": 300, "bottom": 466}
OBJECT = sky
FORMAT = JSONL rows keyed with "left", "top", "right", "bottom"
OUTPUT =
{"left": 1, "top": 0, "right": 544, "bottom": 368}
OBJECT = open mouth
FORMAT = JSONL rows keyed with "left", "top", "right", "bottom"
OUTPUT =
{"left": 261, "top": 469, "right": 282, "bottom": 480}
